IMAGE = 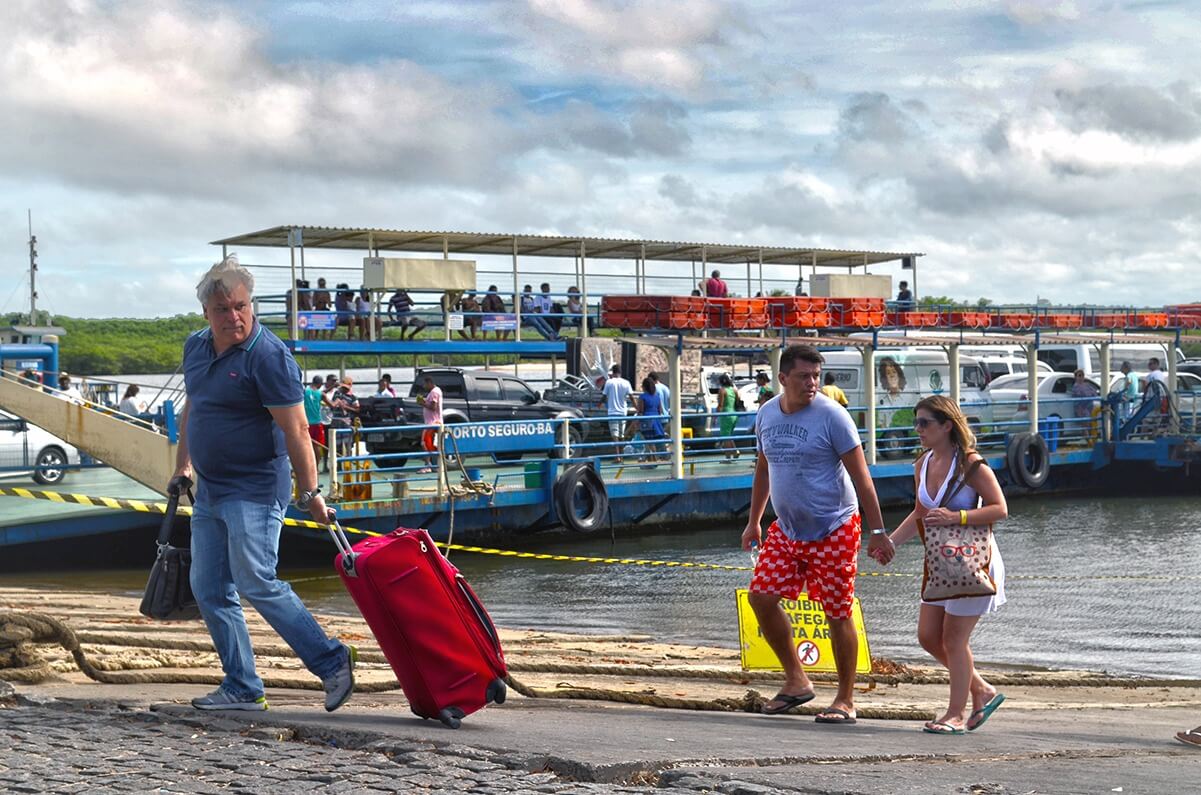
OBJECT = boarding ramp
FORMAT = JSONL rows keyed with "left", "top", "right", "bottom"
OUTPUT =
{"left": 0, "top": 374, "right": 176, "bottom": 495}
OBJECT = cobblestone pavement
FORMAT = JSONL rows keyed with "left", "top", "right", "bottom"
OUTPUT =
{"left": 0, "top": 701, "right": 676, "bottom": 794}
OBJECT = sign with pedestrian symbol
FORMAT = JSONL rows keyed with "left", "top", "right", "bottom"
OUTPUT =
{"left": 735, "top": 589, "right": 872, "bottom": 673}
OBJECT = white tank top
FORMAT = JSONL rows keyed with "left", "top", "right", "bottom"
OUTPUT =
{"left": 918, "top": 451, "right": 980, "bottom": 511}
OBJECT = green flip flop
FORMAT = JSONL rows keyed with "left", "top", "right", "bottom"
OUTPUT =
{"left": 967, "top": 693, "right": 1006, "bottom": 732}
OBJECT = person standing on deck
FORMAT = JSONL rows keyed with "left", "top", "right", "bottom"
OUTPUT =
{"left": 820, "top": 372, "right": 848, "bottom": 408}
{"left": 649, "top": 372, "right": 670, "bottom": 416}
{"left": 172, "top": 255, "right": 355, "bottom": 713}
{"left": 896, "top": 281, "right": 914, "bottom": 311}
{"left": 705, "top": 270, "right": 728, "bottom": 298}
{"left": 741, "top": 344, "right": 891, "bottom": 725}
{"left": 755, "top": 372, "right": 775, "bottom": 407}
{"left": 601, "top": 365, "right": 633, "bottom": 463}
{"left": 1120, "top": 361, "right": 1140, "bottom": 423}
{"left": 417, "top": 374, "right": 443, "bottom": 474}
{"left": 303, "top": 376, "right": 330, "bottom": 470}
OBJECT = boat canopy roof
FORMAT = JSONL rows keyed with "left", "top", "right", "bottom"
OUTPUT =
{"left": 625, "top": 332, "right": 1176, "bottom": 353}
{"left": 211, "top": 226, "right": 920, "bottom": 268}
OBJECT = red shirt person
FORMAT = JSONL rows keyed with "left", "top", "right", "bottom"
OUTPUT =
{"left": 704, "top": 270, "right": 728, "bottom": 298}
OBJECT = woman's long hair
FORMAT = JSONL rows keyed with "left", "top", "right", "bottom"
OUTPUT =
{"left": 915, "top": 394, "right": 977, "bottom": 486}
{"left": 122, "top": 384, "right": 139, "bottom": 400}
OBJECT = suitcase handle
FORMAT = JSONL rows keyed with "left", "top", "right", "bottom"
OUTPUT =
{"left": 457, "top": 577, "right": 502, "bottom": 656}
{"left": 326, "top": 513, "right": 359, "bottom": 578}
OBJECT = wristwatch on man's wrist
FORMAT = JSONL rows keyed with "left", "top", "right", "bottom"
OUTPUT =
{"left": 296, "top": 487, "right": 321, "bottom": 511}
{"left": 869, "top": 527, "right": 888, "bottom": 537}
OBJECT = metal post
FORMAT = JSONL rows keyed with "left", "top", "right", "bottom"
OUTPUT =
{"left": 560, "top": 416, "right": 572, "bottom": 458}
{"left": 27, "top": 210, "right": 37, "bottom": 324}
{"left": 443, "top": 236, "right": 451, "bottom": 342}
{"left": 329, "top": 428, "right": 340, "bottom": 499}
{"left": 288, "top": 229, "right": 299, "bottom": 341}
{"left": 1100, "top": 341, "right": 1112, "bottom": 442}
{"left": 862, "top": 345, "right": 877, "bottom": 465}
{"left": 746, "top": 259, "right": 752, "bottom": 297}
{"left": 769, "top": 345, "right": 782, "bottom": 389}
{"left": 580, "top": 240, "right": 590, "bottom": 339}
{"left": 948, "top": 344, "right": 961, "bottom": 405}
{"left": 758, "top": 249, "right": 764, "bottom": 298}
{"left": 299, "top": 242, "right": 306, "bottom": 281}
{"left": 1167, "top": 335, "right": 1179, "bottom": 433}
{"left": 669, "top": 345, "right": 683, "bottom": 480}
{"left": 640, "top": 242, "right": 647, "bottom": 295}
{"left": 512, "top": 238, "right": 522, "bottom": 344}
{"left": 1027, "top": 341, "right": 1040, "bottom": 435}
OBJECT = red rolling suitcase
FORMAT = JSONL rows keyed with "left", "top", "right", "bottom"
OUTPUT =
{"left": 328, "top": 522, "right": 508, "bottom": 728}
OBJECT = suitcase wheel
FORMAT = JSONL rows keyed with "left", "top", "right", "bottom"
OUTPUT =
{"left": 438, "top": 707, "right": 465, "bottom": 730}
{"left": 486, "top": 678, "right": 507, "bottom": 705}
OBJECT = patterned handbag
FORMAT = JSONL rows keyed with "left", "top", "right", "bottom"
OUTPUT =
{"left": 918, "top": 459, "right": 997, "bottom": 602}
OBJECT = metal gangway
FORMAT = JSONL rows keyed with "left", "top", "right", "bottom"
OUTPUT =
{"left": 0, "top": 372, "right": 180, "bottom": 494}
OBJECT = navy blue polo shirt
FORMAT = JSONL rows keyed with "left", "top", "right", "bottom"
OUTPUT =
{"left": 182, "top": 322, "right": 303, "bottom": 507}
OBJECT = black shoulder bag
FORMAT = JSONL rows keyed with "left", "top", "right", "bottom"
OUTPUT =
{"left": 139, "top": 476, "right": 201, "bottom": 621}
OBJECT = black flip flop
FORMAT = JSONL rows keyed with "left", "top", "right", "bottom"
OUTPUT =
{"left": 762, "top": 691, "right": 816, "bottom": 715}
{"left": 814, "top": 707, "right": 857, "bottom": 725}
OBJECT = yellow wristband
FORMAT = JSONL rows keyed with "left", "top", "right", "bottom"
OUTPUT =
{"left": 960, "top": 509, "right": 968, "bottom": 526}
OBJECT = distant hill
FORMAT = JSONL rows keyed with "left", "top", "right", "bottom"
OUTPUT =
{"left": 54, "top": 315, "right": 206, "bottom": 375}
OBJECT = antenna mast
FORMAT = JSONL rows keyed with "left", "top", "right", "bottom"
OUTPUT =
{"left": 27, "top": 210, "right": 38, "bottom": 324}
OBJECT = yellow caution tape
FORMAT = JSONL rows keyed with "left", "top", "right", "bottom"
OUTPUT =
{"left": 1, "top": 486, "right": 1197, "bottom": 582}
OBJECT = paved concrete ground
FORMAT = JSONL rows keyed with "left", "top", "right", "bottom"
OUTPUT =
{"left": 3, "top": 680, "right": 1199, "bottom": 794}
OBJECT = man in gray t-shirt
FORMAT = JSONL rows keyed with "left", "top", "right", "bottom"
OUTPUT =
{"left": 741, "top": 344, "right": 891, "bottom": 725}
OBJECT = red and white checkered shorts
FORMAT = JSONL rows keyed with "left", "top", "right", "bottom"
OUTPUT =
{"left": 749, "top": 514, "right": 861, "bottom": 620}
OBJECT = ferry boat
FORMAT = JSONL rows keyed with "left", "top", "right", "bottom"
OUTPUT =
{"left": 1, "top": 225, "right": 1198, "bottom": 547}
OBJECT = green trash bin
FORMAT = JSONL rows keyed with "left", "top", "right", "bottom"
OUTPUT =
{"left": 524, "top": 461, "right": 544, "bottom": 489}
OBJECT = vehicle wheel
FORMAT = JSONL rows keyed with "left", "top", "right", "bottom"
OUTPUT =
{"left": 878, "top": 428, "right": 910, "bottom": 459}
{"left": 32, "top": 446, "right": 67, "bottom": 485}
{"left": 549, "top": 425, "right": 585, "bottom": 459}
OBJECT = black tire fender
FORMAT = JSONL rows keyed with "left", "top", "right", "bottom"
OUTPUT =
{"left": 553, "top": 463, "right": 609, "bottom": 533}
{"left": 1007, "top": 432, "right": 1050, "bottom": 489}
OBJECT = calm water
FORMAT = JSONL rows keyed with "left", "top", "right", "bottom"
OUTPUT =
{"left": 4, "top": 494, "right": 1199, "bottom": 678}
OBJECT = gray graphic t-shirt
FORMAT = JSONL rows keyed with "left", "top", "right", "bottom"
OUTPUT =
{"left": 755, "top": 393, "right": 861, "bottom": 541}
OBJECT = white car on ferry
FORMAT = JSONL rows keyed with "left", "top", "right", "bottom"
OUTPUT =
{"left": 0, "top": 409, "right": 82, "bottom": 485}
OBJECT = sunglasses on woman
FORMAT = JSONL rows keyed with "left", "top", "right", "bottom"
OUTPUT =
{"left": 913, "top": 417, "right": 945, "bottom": 429}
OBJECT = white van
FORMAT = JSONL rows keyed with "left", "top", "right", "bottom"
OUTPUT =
{"left": 1036, "top": 337, "right": 1181, "bottom": 380}
{"left": 817, "top": 349, "right": 991, "bottom": 456}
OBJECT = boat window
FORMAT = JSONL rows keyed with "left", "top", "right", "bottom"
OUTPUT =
{"left": 503, "top": 378, "right": 536, "bottom": 402}
{"left": 824, "top": 368, "right": 858, "bottom": 390}
{"left": 474, "top": 378, "right": 502, "bottom": 401}
{"left": 961, "top": 366, "right": 986, "bottom": 390}
{"left": 1037, "top": 348, "right": 1078, "bottom": 372}
{"left": 411, "top": 372, "right": 466, "bottom": 399}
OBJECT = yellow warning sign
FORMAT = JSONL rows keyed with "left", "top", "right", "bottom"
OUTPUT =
{"left": 735, "top": 588, "right": 872, "bottom": 673}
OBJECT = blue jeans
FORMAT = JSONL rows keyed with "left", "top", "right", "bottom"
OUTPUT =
{"left": 522, "top": 314, "right": 558, "bottom": 340}
{"left": 190, "top": 498, "right": 344, "bottom": 700}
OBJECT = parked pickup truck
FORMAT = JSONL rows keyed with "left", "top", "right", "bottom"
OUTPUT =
{"left": 357, "top": 368, "right": 587, "bottom": 463}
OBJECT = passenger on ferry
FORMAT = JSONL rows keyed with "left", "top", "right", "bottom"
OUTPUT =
{"left": 742, "top": 344, "right": 890, "bottom": 725}
{"left": 481, "top": 285, "right": 511, "bottom": 340}
{"left": 602, "top": 364, "right": 633, "bottom": 462}
{"left": 636, "top": 377, "right": 666, "bottom": 461}
{"left": 174, "top": 255, "right": 355, "bottom": 715}
{"left": 457, "top": 291, "right": 482, "bottom": 340}
{"left": 356, "top": 288, "right": 380, "bottom": 339}
{"left": 649, "top": 371, "right": 670, "bottom": 415}
{"left": 119, "top": 384, "right": 146, "bottom": 416}
{"left": 755, "top": 372, "right": 775, "bottom": 406}
{"left": 541, "top": 283, "right": 565, "bottom": 334}
{"left": 330, "top": 377, "right": 360, "bottom": 457}
{"left": 373, "top": 376, "right": 395, "bottom": 398}
{"left": 417, "top": 374, "right": 443, "bottom": 473}
{"left": 387, "top": 289, "right": 427, "bottom": 340}
{"left": 704, "top": 270, "right": 728, "bottom": 298}
{"left": 896, "top": 281, "right": 915, "bottom": 311}
{"left": 1070, "top": 369, "right": 1099, "bottom": 439}
{"left": 1145, "top": 357, "right": 1168, "bottom": 387}
{"left": 320, "top": 374, "right": 338, "bottom": 472}
{"left": 520, "top": 284, "right": 559, "bottom": 340}
{"left": 334, "top": 284, "right": 356, "bottom": 339}
{"left": 879, "top": 395, "right": 1008, "bottom": 735}
{"left": 303, "top": 376, "right": 328, "bottom": 466}
{"left": 1120, "top": 361, "right": 1139, "bottom": 422}
{"left": 56, "top": 372, "right": 83, "bottom": 403}
{"left": 565, "top": 286, "right": 583, "bottom": 328}
{"left": 717, "top": 373, "right": 739, "bottom": 461}
{"left": 820, "top": 372, "right": 849, "bottom": 408}
{"left": 312, "top": 278, "right": 333, "bottom": 339}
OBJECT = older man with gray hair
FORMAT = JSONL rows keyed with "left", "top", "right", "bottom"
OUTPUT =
{"left": 172, "top": 255, "right": 355, "bottom": 712}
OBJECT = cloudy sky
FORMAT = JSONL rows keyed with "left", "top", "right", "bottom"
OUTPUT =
{"left": 3, "top": 0, "right": 1200, "bottom": 318}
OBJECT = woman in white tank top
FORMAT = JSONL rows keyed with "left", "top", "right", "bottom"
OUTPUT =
{"left": 869, "top": 395, "right": 1009, "bottom": 735}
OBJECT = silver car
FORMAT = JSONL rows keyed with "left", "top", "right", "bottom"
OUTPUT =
{"left": 0, "top": 409, "right": 82, "bottom": 485}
